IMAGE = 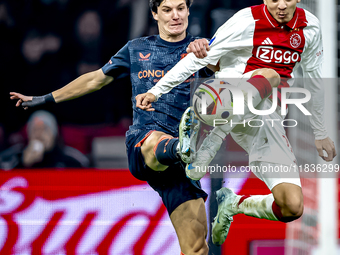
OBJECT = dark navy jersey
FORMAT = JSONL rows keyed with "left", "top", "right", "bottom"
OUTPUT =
{"left": 102, "top": 34, "right": 212, "bottom": 143}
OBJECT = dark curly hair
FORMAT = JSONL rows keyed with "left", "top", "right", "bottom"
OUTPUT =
{"left": 149, "top": 0, "right": 193, "bottom": 13}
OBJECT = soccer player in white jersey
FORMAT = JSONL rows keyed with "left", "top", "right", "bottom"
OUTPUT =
{"left": 136, "top": 0, "right": 337, "bottom": 246}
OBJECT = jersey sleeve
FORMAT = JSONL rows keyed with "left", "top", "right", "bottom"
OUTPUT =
{"left": 299, "top": 11, "right": 328, "bottom": 139}
{"left": 300, "top": 11, "right": 323, "bottom": 72}
{"left": 303, "top": 68, "right": 328, "bottom": 140}
{"left": 147, "top": 8, "right": 254, "bottom": 100}
{"left": 101, "top": 42, "right": 130, "bottom": 80}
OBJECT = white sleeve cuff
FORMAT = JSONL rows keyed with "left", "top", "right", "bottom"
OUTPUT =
{"left": 146, "top": 88, "right": 161, "bottom": 102}
{"left": 314, "top": 131, "right": 329, "bottom": 140}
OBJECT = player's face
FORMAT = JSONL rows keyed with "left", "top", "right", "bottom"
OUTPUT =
{"left": 264, "top": 0, "right": 301, "bottom": 24}
{"left": 152, "top": 0, "right": 189, "bottom": 42}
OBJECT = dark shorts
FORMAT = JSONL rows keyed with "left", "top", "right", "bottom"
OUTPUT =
{"left": 126, "top": 130, "right": 208, "bottom": 215}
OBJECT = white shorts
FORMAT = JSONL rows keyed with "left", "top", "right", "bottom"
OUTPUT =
{"left": 250, "top": 161, "right": 301, "bottom": 190}
{"left": 230, "top": 71, "right": 301, "bottom": 189}
{"left": 230, "top": 105, "right": 298, "bottom": 166}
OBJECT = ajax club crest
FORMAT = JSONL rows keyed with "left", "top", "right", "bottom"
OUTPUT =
{"left": 290, "top": 33, "right": 301, "bottom": 48}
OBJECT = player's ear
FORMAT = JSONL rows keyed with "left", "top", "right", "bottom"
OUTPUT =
{"left": 296, "top": 0, "right": 301, "bottom": 3}
{"left": 263, "top": 0, "right": 267, "bottom": 5}
{"left": 152, "top": 11, "right": 158, "bottom": 21}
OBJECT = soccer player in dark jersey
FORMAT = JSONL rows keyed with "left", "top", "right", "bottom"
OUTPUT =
{"left": 10, "top": 0, "right": 216, "bottom": 254}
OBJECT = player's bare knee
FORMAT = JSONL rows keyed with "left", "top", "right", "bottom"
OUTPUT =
{"left": 288, "top": 199, "right": 304, "bottom": 217}
{"left": 143, "top": 131, "right": 167, "bottom": 148}
{"left": 273, "top": 183, "right": 304, "bottom": 220}
{"left": 141, "top": 131, "right": 171, "bottom": 170}
{"left": 252, "top": 68, "right": 280, "bottom": 88}
{"left": 282, "top": 196, "right": 304, "bottom": 218}
{"left": 142, "top": 132, "right": 162, "bottom": 157}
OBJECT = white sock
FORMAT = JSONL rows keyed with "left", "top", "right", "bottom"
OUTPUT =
{"left": 233, "top": 194, "right": 278, "bottom": 221}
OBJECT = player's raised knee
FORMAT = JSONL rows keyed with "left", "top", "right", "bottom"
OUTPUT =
{"left": 141, "top": 131, "right": 173, "bottom": 170}
{"left": 282, "top": 196, "right": 304, "bottom": 218}
{"left": 252, "top": 68, "right": 280, "bottom": 88}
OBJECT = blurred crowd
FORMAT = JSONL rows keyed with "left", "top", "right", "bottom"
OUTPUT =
{"left": 1, "top": 0, "right": 262, "bottom": 168}
{"left": 0, "top": 110, "right": 89, "bottom": 170}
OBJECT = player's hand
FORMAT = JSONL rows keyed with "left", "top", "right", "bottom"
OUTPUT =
{"left": 135, "top": 93, "right": 155, "bottom": 111}
{"left": 315, "top": 137, "right": 337, "bottom": 162}
{"left": 10, "top": 92, "right": 33, "bottom": 110}
{"left": 186, "top": 39, "right": 210, "bottom": 59}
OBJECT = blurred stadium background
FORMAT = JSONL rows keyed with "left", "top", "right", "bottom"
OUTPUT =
{"left": 0, "top": 0, "right": 338, "bottom": 254}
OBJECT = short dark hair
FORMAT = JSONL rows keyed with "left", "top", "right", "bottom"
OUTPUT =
{"left": 149, "top": 0, "right": 193, "bottom": 13}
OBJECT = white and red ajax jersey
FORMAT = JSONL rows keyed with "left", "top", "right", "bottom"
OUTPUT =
{"left": 149, "top": 4, "right": 327, "bottom": 139}
{"left": 210, "top": 4, "right": 323, "bottom": 79}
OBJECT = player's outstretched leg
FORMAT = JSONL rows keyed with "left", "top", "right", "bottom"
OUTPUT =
{"left": 186, "top": 68, "right": 280, "bottom": 181}
{"left": 212, "top": 184, "right": 303, "bottom": 245}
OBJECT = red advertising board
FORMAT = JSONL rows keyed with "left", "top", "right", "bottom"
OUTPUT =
{"left": 0, "top": 169, "right": 290, "bottom": 255}
{"left": 0, "top": 169, "right": 193, "bottom": 254}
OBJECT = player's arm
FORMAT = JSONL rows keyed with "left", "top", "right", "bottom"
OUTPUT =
{"left": 186, "top": 38, "right": 220, "bottom": 72}
{"left": 53, "top": 69, "right": 113, "bottom": 102}
{"left": 10, "top": 69, "right": 113, "bottom": 109}
{"left": 301, "top": 15, "right": 336, "bottom": 161}
{"left": 303, "top": 69, "right": 336, "bottom": 161}
{"left": 136, "top": 8, "right": 253, "bottom": 110}
{"left": 11, "top": 41, "right": 131, "bottom": 109}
